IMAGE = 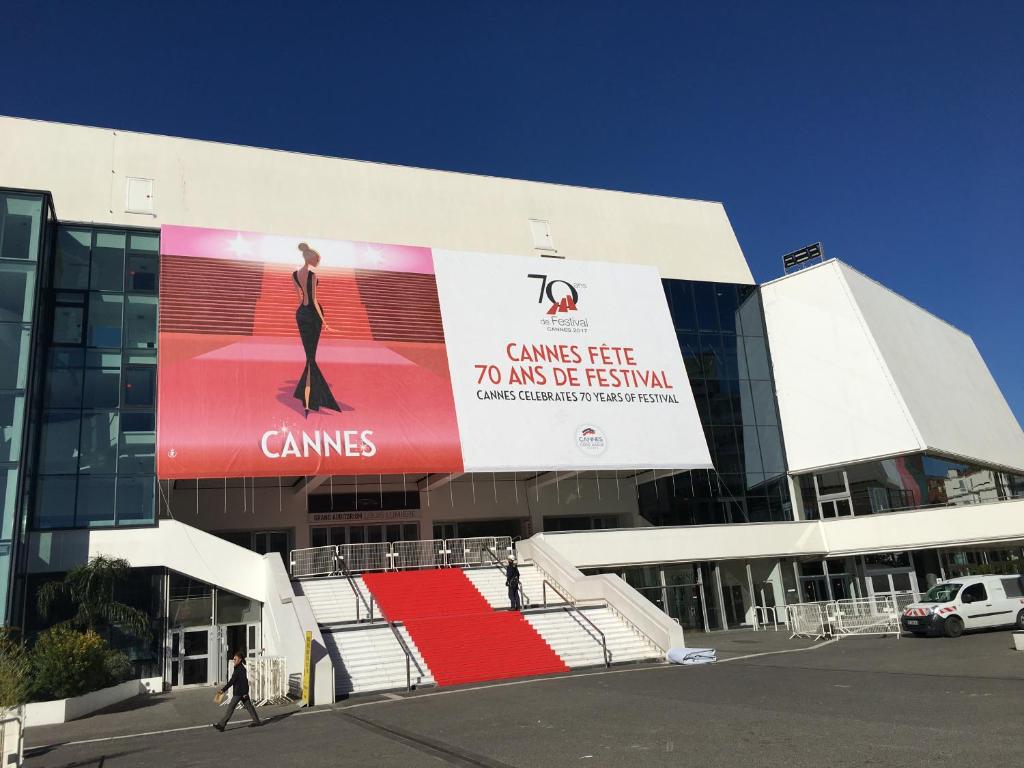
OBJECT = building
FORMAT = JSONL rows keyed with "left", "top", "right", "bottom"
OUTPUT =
{"left": 2, "top": 115, "right": 1023, "bottom": 698}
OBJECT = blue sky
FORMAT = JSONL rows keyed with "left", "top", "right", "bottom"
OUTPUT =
{"left": 3, "top": 2, "right": 1022, "bottom": 422}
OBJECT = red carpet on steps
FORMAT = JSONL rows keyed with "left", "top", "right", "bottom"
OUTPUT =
{"left": 361, "top": 569, "right": 569, "bottom": 686}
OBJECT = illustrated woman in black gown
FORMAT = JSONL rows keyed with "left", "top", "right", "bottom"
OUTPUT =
{"left": 293, "top": 243, "right": 341, "bottom": 415}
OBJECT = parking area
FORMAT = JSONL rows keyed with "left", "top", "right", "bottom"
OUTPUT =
{"left": 24, "top": 628, "right": 1024, "bottom": 768}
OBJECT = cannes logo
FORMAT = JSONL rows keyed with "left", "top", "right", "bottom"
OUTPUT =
{"left": 527, "top": 273, "right": 584, "bottom": 315}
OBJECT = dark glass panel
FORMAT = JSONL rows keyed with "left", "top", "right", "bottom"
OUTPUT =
{"left": 126, "top": 255, "right": 158, "bottom": 293}
{"left": 667, "top": 282, "right": 697, "bottom": 331}
{"left": 0, "top": 263, "right": 35, "bottom": 323}
{"left": 743, "top": 335, "right": 772, "bottom": 380}
{"left": 0, "top": 324, "right": 30, "bottom": 389}
{"left": 715, "top": 284, "right": 740, "bottom": 334}
{"left": 55, "top": 229, "right": 91, "bottom": 288}
{"left": 52, "top": 306, "right": 84, "bottom": 345}
{"left": 45, "top": 366, "right": 83, "bottom": 408}
{"left": 1, "top": 467, "right": 16, "bottom": 539}
{"left": 83, "top": 368, "right": 120, "bottom": 408}
{"left": 692, "top": 283, "right": 719, "bottom": 331}
{"left": 737, "top": 290, "right": 765, "bottom": 337}
{"left": 40, "top": 410, "right": 81, "bottom": 473}
{"left": 758, "top": 426, "right": 786, "bottom": 475}
{"left": 87, "top": 293, "right": 123, "bottom": 347}
{"left": 123, "top": 367, "right": 155, "bottom": 407}
{"left": 36, "top": 475, "right": 77, "bottom": 528}
{"left": 750, "top": 380, "right": 779, "bottom": 425}
{"left": 121, "top": 411, "right": 155, "bottom": 432}
{"left": 0, "top": 393, "right": 24, "bottom": 462}
{"left": 118, "top": 430, "right": 154, "bottom": 474}
{"left": 90, "top": 232, "right": 125, "bottom": 291}
{"left": 741, "top": 425, "right": 764, "bottom": 477}
{"left": 116, "top": 476, "right": 155, "bottom": 524}
{"left": 78, "top": 411, "right": 119, "bottom": 473}
{"left": 124, "top": 296, "right": 157, "bottom": 348}
{"left": 76, "top": 475, "right": 116, "bottom": 527}
{"left": 1, "top": 195, "right": 42, "bottom": 260}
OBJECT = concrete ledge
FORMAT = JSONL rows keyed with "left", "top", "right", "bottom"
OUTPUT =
{"left": 25, "top": 677, "right": 162, "bottom": 726}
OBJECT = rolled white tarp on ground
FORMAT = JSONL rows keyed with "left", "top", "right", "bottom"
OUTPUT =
{"left": 666, "top": 647, "right": 716, "bottom": 665}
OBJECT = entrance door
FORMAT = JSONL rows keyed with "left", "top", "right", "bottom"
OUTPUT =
{"left": 169, "top": 627, "right": 212, "bottom": 687}
{"left": 222, "top": 623, "right": 261, "bottom": 680}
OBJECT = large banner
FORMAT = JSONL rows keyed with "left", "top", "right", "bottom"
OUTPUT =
{"left": 156, "top": 225, "right": 711, "bottom": 479}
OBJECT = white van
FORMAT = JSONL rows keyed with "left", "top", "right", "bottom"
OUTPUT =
{"left": 900, "top": 574, "right": 1024, "bottom": 637}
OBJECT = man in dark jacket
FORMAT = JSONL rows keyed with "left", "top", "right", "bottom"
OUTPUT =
{"left": 213, "top": 653, "right": 261, "bottom": 731}
{"left": 506, "top": 556, "right": 522, "bottom": 611}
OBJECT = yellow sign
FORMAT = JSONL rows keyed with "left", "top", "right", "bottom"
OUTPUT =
{"left": 302, "top": 630, "right": 312, "bottom": 705}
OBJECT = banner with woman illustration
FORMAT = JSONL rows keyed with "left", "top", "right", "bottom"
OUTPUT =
{"left": 156, "top": 225, "right": 711, "bottom": 479}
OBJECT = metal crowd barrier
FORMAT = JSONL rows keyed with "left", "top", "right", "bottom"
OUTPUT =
{"left": 786, "top": 593, "right": 919, "bottom": 640}
{"left": 290, "top": 536, "right": 515, "bottom": 577}
{"left": 249, "top": 655, "right": 290, "bottom": 706}
{"left": 753, "top": 605, "right": 782, "bottom": 631}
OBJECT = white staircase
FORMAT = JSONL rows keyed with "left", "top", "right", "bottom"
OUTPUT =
{"left": 525, "top": 606, "right": 662, "bottom": 668}
{"left": 295, "top": 576, "right": 379, "bottom": 624}
{"left": 463, "top": 564, "right": 562, "bottom": 609}
{"left": 322, "top": 624, "right": 434, "bottom": 697}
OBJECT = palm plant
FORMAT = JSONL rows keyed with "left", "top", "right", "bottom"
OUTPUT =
{"left": 36, "top": 555, "right": 151, "bottom": 642}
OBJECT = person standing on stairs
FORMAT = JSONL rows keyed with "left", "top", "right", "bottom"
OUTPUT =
{"left": 212, "top": 653, "right": 262, "bottom": 732}
{"left": 506, "top": 556, "right": 522, "bottom": 611}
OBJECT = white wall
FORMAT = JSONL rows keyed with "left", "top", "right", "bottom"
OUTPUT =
{"left": 536, "top": 497, "right": 1024, "bottom": 568}
{"left": 0, "top": 115, "right": 753, "bottom": 284}
{"left": 840, "top": 263, "right": 1024, "bottom": 472}
{"left": 762, "top": 260, "right": 1024, "bottom": 474}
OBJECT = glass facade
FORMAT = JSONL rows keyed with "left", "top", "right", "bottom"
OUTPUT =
{"left": 33, "top": 226, "right": 159, "bottom": 529}
{"left": 637, "top": 281, "right": 790, "bottom": 525}
{"left": 0, "top": 191, "right": 50, "bottom": 623}
{"left": 796, "top": 452, "right": 1024, "bottom": 520}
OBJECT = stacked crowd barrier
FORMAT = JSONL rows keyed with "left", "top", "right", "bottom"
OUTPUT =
{"left": 289, "top": 536, "right": 516, "bottom": 577}
{"left": 786, "top": 593, "right": 918, "bottom": 639}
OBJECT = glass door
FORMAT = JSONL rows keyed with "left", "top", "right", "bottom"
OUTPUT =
{"left": 169, "top": 627, "right": 212, "bottom": 687}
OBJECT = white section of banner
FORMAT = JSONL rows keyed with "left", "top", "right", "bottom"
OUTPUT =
{"left": 432, "top": 250, "right": 713, "bottom": 472}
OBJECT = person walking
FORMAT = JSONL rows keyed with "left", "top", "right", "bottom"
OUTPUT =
{"left": 505, "top": 556, "right": 522, "bottom": 611}
{"left": 213, "top": 653, "right": 262, "bottom": 731}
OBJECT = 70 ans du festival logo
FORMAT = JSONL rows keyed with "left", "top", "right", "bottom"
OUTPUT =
{"left": 528, "top": 273, "right": 589, "bottom": 334}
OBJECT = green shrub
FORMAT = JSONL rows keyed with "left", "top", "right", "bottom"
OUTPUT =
{"left": 30, "top": 627, "right": 112, "bottom": 701}
{"left": 0, "top": 629, "right": 30, "bottom": 707}
{"left": 104, "top": 650, "right": 133, "bottom": 685}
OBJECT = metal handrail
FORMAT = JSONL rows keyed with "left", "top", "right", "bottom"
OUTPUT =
{"left": 387, "top": 621, "right": 425, "bottom": 691}
{"left": 339, "top": 552, "right": 376, "bottom": 624}
{"left": 542, "top": 579, "right": 610, "bottom": 667}
{"left": 483, "top": 547, "right": 530, "bottom": 608}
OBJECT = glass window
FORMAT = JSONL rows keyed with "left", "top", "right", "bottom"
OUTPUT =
{"left": 40, "top": 410, "right": 81, "bottom": 473}
{"left": 78, "top": 411, "right": 119, "bottom": 473}
{"left": 715, "top": 284, "right": 740, "bottom": 334}
{"left": 666, "top": 282, "right": 696, "bottom": 331}
{"left": 122, "top": 367, "right": 155, "bottom": 407}
{"left": 83, "top": 367, "right": 120, "bottom": 408}
{"left": 742, "top": 335, "right": 772, "bottom": 380}
{"left": 737, "top": 291, "right": 765, "bottom": 337}
{"left": 0, "top": 324, "right": 31, "bottom": 389}
{"left": 36, "top": 475, "right": 77, "bottom": 528}
{"left": 737, "top": 379, "right": 756, "bottom": 426}
{"left": 741, "top": 425, "right": 764, "bottom": 477}
{"left": 129, "top": 233, "right": 159, "bottom": 254}
{"left": 961, "top": 582, "right": 987, "bottom": 603}
{"left": 216, "top": 591, "right": 260, "bottom": 624}
{"left": 121, "top": 411, "right": 154, "bottom": 432}
{"left": 0, "top": 393, "right": 25, "bottom": 462}
{"left": 0, "top": 263, "right": 36, "bottom": 323}
{"left": 1, "top": 467, "right": 18, "bottom": 539}
{"left": 126, "top": 255, "right": 158, "bottom": 293}
{"left": 750, "top": 380, "right": 778, "bottom": 426}
{"left": 53, "top": 305, "right": 84, "bottom": 345}
{"left": 757, "top": 426, "right": 786, "bottom": 475}
{"left": 692, "top": 283, "right": 719, "bottom": 332}
{"left": 118, "top": 430, "right": 154, "bottom": 473}
{"left": 46, "top": 366, "right": 83, "bottom": 408}
{"left": 816, "top": 470, "right": 847, "bottom": 496}
{"left": 124, "top": 296, "right": 157, "bottom": 348}
{"left": 55, "top": 229, "right": 91, "bottom": 288}
{"left": 87, "top": 293, "right": 123, "bottom": 347}
{"left": 90, "top": 232, "right": 125, "bottom": 291}
{"left": 1, "top": 195, "right": 42, "bottom": 261}
{"left": 115, "top": 476, "right": 154, "bottom": 524}
{"left": 76, "top": 475, "right": 116, "bottom": 527}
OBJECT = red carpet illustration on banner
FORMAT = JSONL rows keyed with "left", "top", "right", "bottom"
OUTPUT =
{"left": 361, "top": 570, "right": 569, "bottom": 686}
{"left": 156, "top": 226, "right": 463, "bottom": 479}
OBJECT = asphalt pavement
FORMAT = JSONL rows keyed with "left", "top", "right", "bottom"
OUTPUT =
{"left": 24, "top": 628, "right": 1024, "bottom": 768}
